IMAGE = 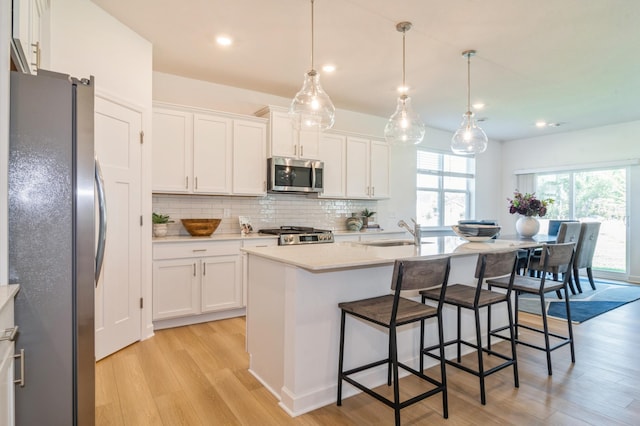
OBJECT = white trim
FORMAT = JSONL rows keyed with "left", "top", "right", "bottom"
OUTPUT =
{"left": 514, "top": 159, "right": 639, "bottom": 175}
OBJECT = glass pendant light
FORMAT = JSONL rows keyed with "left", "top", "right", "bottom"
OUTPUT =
{"left": 451, "top": 50, "right": 488, "bottom": 155}
{"left": 289, "top": 0, "right": 335, "bottom": 131}
{"left": 384, "top": 21, "right": 425, "bottom": 146}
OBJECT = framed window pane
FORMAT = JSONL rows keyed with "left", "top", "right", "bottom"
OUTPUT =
{"left": 443, "top": 175, "right": 468, "bottom": 191}
{"left": 444, "top": 192, "right": 466, "bottom": 225}
{"left": 417, "top": 174, "right": 439, "bottom": 188}
{"left": 417, "top": 190, "right": 439, "bottom": 226}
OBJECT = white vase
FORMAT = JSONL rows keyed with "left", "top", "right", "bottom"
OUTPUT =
{"left": 153, "top": 223, "right": 168, "bottom": 237}
{"left": 515, "top": 216, "right": 540, "bottom": 238}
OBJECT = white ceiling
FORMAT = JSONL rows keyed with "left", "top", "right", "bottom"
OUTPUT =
{"left": 92, "top": 0, "right": 640, "bottom": 141}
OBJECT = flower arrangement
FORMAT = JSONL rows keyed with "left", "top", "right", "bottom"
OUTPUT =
{"left": 507, "top": 191, "right": 553, "bottom": 217}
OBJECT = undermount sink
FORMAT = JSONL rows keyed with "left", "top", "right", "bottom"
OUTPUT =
{"left": 358, "top": 240, "right": 416, "bottom": 247}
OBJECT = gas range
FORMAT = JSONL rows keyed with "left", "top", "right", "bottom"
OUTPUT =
{"left": 259, "top": 226, "right": 334, "bottom": 245}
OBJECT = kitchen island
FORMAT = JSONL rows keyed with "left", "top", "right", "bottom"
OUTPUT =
{"left": 242, "top": 237, "right": 541, "bottom": 416}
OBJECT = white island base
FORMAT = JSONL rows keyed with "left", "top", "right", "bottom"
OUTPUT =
{"left": 244, "top": 239, "right": 532, "bottom": 416}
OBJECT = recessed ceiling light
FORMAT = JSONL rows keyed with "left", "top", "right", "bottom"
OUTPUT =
{"left": 322, "top": 64, "right": 336, "bottom": 73}
{"left": 535, "top": 121, "right": 547, "bottom": 128}
{"left": 472, "top": 102, "right": 485, "bottom": 110}
{"left": 216, "top": 36, "right": 233, "bottom": 46}
{"left": 397, "top": 85, "right": 409, "bottom": 93}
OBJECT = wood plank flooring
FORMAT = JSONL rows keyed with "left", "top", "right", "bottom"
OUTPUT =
{"left": 97, "top": 299, "right": 640, "bottom": 425}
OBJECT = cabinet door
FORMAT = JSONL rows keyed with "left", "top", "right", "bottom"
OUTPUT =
{"left": 346, "top": 136, "right": 370, "bottom": 198}
{"left": 269, "top": 110, "right": 296, "bottom": 157}
{"left": 297, "top": 128, "right": 320, "bottom": 159}
{"left": 318, "top": 132, "right": 346, "bottom": 198}
{"left": 11, "top": 0, "right": 46, "bottom": 74}
{"left": 152, "top": 108, "right": 192, "bottom": 193}
{"left": 370, "top": 140, "right": 390, "bottom": 199}
{"left": 232, "top": 119, "right": 266, "bottom": 195}
{"left": 201, "top": 255, "right": 242, "bottom": 312}
{"left": 193, "top": 113, "right": 232, "bottom": 194}
{"left": 0, "top": 345, "right": 14, "bottom": 426}
{"left": 153, "top": 259, "right": 199, "bottom": 320}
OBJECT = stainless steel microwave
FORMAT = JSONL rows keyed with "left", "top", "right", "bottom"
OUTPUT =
{"left": 267, "top": 157, "right": 324, "bottom": 194}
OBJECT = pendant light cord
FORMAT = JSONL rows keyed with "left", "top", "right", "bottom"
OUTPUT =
{"left": 310, "top": 0, "right": 315, "bottom": 71}
{"left": 402, "top": 28, "right": 406, "bottom": 89}
{"left": 466, "top": 53, "right": 471, "bottom": 114}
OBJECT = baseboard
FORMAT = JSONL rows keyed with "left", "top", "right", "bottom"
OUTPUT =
{"left": 152, "top": 307, "right": 246, "bottom": 330}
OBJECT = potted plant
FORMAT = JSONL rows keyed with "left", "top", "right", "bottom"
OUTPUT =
{"left": 152, "top": 212, "right": 172, "bottom": 237}
{"left": 507, "top": 191, "right": 553, "bottom": 237}
{"left": 360, "top": 208, "right": 376, "bottom": 228}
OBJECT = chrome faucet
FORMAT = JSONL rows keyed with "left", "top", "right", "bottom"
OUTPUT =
{"left": 398, "top": 219, "right": 422, "bottom": 245}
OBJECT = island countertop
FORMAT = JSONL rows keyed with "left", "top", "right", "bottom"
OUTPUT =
{"left": 241, "top": 236, "right": 541, "bottom": 271}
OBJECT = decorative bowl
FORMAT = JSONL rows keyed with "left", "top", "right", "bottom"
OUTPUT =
{"left": 451, "top": 224, "right": 500, "bottom": 242}
{"left": 181, "top": 219, "right": 221, "bottom": 236}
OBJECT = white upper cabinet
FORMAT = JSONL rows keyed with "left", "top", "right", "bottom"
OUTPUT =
{"left": 11, "top": 0, "right": 49, "bottom": 74}
{"left": 153, "top": 108, "right": 192, "bottom": 193}
{"left": 318, "top": 132, "right": 347, "bottom": 198}
{"left": 369, "top": 139, "right": 390, "bottom": 198}
{"left": 257, "top": 106, "right": 320, "bottom": 159}
{"left": 193, "top": 113, "right": 232, "bottom": 194}
{"left": 345, "top": 136, "right": 389, "bottom": 199}
{"left": 232, "top": 119, "right": 267, "bottom": 195}
{"left": 152, "top": 103, "right": 266, "bottom": 196}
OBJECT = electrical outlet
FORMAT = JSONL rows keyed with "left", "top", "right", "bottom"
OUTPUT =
{"left": 223, "top": 208, "right": 231, "bottom": 218}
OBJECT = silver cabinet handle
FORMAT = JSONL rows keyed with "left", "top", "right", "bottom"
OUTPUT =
{"left": 186, "top": 176, "right": 189, "bottom": 189}
{"left": 195, "top": 176, "right": 198, "bottom": 190}
{"left": 192, "top": 249, "right": 207, "bottom": 252}
{"left": 300, "top": 145, "right": 304, "bottom": 157}
{"left": 193, "top": 263, "right": 196, "bottom": 276}
{"left": 294, "top": 145, "right": 297, "bottom": 156}
{"left": 372, "top": 186, "right": 375, "bottom": 197}
{"left": 95, "top": 158, "right": 107, "bottom": 287}
{"left": 14, "top": 349, "right": 25, "bottom": 387}
{"left": 203, "top": 263, "right": 206, "bottom": 276}
{"left": 31, "top": 42, "right": 40, "bottom": 71}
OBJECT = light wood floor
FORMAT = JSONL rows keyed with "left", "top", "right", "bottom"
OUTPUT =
{"left": 97, "top": 300, "right": 640, "bottom": 425}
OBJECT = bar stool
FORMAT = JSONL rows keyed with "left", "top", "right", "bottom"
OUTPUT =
{"left": 337, "top": 256, "right": 450, "bottom": 426}
{"left": 421, "top": 250, "right": 519, "bottom": 405}
{"left": 487, "top": 242, "right": 576, "bottom": 375}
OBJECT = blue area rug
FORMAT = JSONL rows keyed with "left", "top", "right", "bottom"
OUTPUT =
{"left": 518, "top": 279, "right": 640, "bottom": 323}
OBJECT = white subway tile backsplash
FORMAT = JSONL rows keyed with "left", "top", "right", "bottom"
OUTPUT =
{"left": 153, "top": 194, "right": 377, "bottom": 236}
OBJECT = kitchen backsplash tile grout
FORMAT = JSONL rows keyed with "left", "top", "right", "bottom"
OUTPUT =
{"left": 153, "top": 194, "right": 378, "bottom": 236}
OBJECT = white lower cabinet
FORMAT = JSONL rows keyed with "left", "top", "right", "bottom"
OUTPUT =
{"left": 152, "top": 241, "right": 242, "bottom": 323}
{"left": 0, "top": 285, "right": 19, "bottom": 426}
{"left": 201, "top": 255, "right": 242, "bottom": 312}
{"left": 152, "top": 258, "right": 199, "bottom": 320}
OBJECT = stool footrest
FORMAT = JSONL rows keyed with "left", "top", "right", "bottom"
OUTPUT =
{"left": 424, "top": 339, "right": 516, "bottom": 378}
{"left": 340, "top": 358, "right": 445, "bottom": 410}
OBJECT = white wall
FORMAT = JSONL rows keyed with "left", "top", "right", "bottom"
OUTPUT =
{"left": 48, "top": 0, "right": 154, "bottom": 338}
{"left": 501, "top": 121, "right": 640, "bottom": 281}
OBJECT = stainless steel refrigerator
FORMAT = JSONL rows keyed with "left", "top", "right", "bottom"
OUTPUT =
{"left": 8, "top": 70, "right": 105, "bottom": 425}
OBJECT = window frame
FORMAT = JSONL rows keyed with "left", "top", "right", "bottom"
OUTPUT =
{"left": 416, "top": 149, "right": 475, "bottom": 228}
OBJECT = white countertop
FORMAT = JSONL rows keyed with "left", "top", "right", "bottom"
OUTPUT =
{"left": 0, "top": 284, "right": 20, "bottom": 312}
{"left": 241, "top": 236, "right": 542, "bottom": 271}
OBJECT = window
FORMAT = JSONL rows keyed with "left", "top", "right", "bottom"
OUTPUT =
{"left": 535, "top": 167, "right": 627, "bottom": 274}
{"left": 416, "top": 150, "right": 475, "bottom": 226}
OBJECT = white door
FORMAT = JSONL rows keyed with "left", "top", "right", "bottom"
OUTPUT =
{"left": 94, "top": 96, "right": 142, "bottom": 360}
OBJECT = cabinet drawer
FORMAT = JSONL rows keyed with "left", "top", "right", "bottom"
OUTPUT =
{"left": 242, "top": 238, "right": 278, "bottom": 248}
{"left": 154, "top": 240, "right": 242, "bottom": 260}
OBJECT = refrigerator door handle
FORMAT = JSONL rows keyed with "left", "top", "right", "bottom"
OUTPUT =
{"left": 95, "top": 157, "right": 107, "bottom": 286}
